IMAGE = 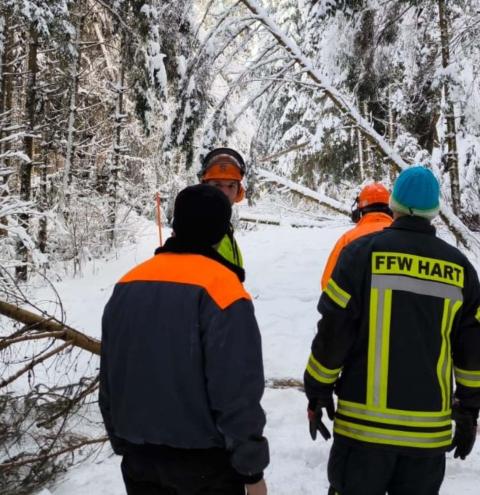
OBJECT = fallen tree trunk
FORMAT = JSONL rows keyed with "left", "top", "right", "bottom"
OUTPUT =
{"left": 239, "top": 211, "right": 338, "bottom": 228}
{"left": 257, "top": 168, "right": 350, "bottom": 216}
{"left": 0, "top": 300, "right": 103, "bottom": 493}
{"left": 0, "top": 299, "right": 101, "bottom": 355}
{"left": 0, "top": 299, "right": 303, "bottom": 393}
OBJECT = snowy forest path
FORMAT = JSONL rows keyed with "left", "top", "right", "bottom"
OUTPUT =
{"left": 32, "top": 215, "right": 480, "bottom": 494}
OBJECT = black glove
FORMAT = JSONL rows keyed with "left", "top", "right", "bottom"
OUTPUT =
{"left": 308, "top": 397, "right": 335, "bottom": 441}
{"left": 448, "top": 402, "right": 479, "bottom": 460}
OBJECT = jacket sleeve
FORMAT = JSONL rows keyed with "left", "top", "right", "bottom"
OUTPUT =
{"left": 305, "top": 241, "right": 364, "bottom": 402}
{"left": 321, "top": 234, "right": 348, "bottom": 290}
{"left": 99, "top": 297, "right": 127, "bottom": 454}
{"left": 201, "top": 297, "right": 269, "bottom": 482}
{"left": 452, "top": 260, "right": 480, "bottom": 409}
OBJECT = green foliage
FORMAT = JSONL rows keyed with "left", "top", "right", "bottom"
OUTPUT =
{"left": 292, "top": 127, "right": 359, "bottom": 189}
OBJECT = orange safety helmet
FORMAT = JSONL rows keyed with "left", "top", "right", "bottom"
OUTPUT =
{"left": 199, "top": 148, "right": 246, "bottom": 203}
{"left": 351, "top": 183, "right": 391, "bottom": 223}
{"left": 358, "top": 183, "right": 390, "bottom": 208}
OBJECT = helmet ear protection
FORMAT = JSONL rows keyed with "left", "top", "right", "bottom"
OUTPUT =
{"left": 235, "top": 183, "right": 245, "bottom": 203}
{"left": 351, "top": 196, "right": 361, "bottom": 223}
{"left": 351, "top": 198, "right": 393, "bottom": 223}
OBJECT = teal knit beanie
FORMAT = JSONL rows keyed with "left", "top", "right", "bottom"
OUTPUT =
{"left": 389, "top": 166, "right": 440, "bottom": 219}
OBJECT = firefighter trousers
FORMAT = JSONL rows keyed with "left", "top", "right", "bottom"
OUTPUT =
{"left": 327, "top": 438, "right": 446, "bottom": 495}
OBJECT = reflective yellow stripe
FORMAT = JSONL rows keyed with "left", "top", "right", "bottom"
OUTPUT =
{"left": 306, "top": 353, "right": 341, "bottom": 384}
{"left": 339, "top": 399, "right": 452, "bottom": 417}
{"left": 372, "top": 252, "right": 464, "bottom": 288}
{"left": 325, "top": 279, "right": 351, "bottom": 309}
{"left": 334, "top": 418, "right": 452, "bottom": 449}
{"left": 444, "top": 300, "right": 461, "bottom": 403}
{"left": 475, "top": 306, "right": 480, "bottom": 323}
{"left": 455, "top": 367, "right": 480, "bottom": 388}
{"left": 337, "top": 400, "right": 451, "bottom": 427}
{"left": 367, "top": 288, "right": 378, "bottom": 406}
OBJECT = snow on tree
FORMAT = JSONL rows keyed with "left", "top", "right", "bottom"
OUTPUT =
{"left": 1, "top": 1, "right": 480, "bottom": 492}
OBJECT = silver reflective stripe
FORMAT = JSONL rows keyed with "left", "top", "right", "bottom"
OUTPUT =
{"left": 373, "top": 289, "right": 386, "bottom": 408}
{"left": 371, "top": 275, "right": 463, "bottom": 302}
{"left": 308, "top": 355, "right": 339, "bottom": 382}
{"left": 338, "top": 403, "right": 451, "bottom": 423}
{"left": 335, "top": 422, "right": 452, "bottom": 445}
{"left": 455, "top": 369, "right": 480, "bottom": 382}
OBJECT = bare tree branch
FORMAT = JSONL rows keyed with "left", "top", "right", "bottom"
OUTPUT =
{"left": 0, "top": 341, "right": 73, "bottom": 389}
{"left": 0, "top": 436, "right": 108, "bottom": 471}
{"left": 0, "top": 300, "right": 101, "bottom": 355}
{"left": 0, "top": 331, "right": 67, "bottom": 350}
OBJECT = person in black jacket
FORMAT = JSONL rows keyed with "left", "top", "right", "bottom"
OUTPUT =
{"left": 100, "top": 184, "right": 269, "bottom": 495}
{"left": 305, "top": 166, "right": 480, "bottom": 495}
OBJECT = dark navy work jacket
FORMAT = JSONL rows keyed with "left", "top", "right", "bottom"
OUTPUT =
{"left": 99, "top": 252, "right": 268, "bottom": 478}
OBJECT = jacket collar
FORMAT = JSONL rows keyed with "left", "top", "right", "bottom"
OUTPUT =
{"left": 389, "top": 215, "right": 436, "bottom": 235}
{"left": 154, "top": 236, "right": 245, "bottom": 282}
{"left": 358, "top": 212, "right": 393, "bottom": 225}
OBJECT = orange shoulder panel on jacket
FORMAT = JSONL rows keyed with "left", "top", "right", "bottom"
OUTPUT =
{"left": 119, "top": 253, "right": 251, "bottom": 310}
{"left": 321, "top": 212, "right": 392, "bottom": 290}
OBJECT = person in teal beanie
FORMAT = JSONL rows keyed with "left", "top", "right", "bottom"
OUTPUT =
{"left": 389, "top": 165, "right": 440, "bottom": 219}
{"left": 305, "top": 164, "right": 480, "bottom": 495}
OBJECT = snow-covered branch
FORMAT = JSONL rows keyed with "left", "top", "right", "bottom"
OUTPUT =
{"left": 257, "top": 168, "right": 350, "bottom": 216}
{"left": 237, "top": 0, "right": 480, "bottom": 255}
{"left": 232, "top": 60, "right": 296, "bottom": 124}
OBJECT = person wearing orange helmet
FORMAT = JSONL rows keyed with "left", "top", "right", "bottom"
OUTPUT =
{"left": 199, "top": 148, "right": 246, "bottom": 269}
{"left": 321, "top": 183, "right": 393, "bottom": 290}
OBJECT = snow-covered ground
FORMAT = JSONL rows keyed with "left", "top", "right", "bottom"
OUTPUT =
{"left": 35, "top": 209, "right": 480, "bottom": 494}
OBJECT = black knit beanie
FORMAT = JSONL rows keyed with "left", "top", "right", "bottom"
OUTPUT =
{"left": 172, "top": 184, "right": 232, "bottom": 246}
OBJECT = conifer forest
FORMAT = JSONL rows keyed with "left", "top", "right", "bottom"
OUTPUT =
{"left": 1, "top": 1, "right": 480, "bottom": 493}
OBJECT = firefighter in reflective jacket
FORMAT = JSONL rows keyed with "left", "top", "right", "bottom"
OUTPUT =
{"left": 321, "top": 183, "right": 393, "bottom": 290}
{"left": 305, "top": 166, "right": 480, "bottom": 495}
